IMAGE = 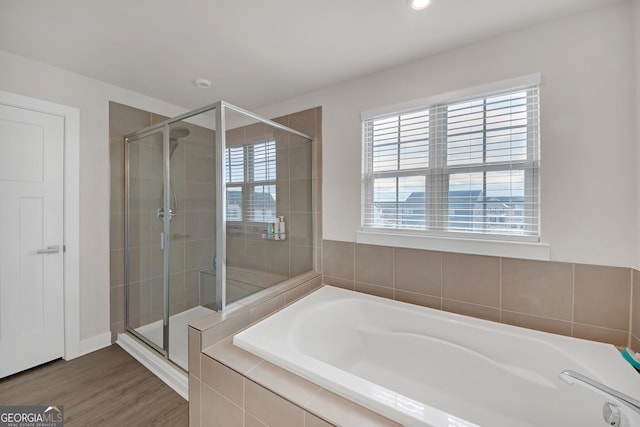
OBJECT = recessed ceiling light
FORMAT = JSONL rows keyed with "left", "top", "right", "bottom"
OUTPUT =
{"left": 408, "top": 0, "right": 431, "bottom": 10}
{"left": 194, "top": 78, "right": 212, "bottom": 89}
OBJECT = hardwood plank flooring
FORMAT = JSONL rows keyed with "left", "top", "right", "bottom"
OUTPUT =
{"left": 0, "top": 345, "right": 188, "bottom": 426}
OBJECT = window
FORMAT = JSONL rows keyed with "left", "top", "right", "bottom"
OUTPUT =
{"left": 362, "top": 83, "right": 539, "bottom": 240}
{"left": 225, "top": 139, "right": 277, "bottom": 222}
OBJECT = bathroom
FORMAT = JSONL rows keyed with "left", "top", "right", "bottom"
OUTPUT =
{"left": 0, "top": 0, "right": 640, "bottom": 426}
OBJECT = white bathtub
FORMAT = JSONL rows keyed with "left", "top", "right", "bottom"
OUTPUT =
{"left": 233, "top": 286, "right": 640, "bottom": 427}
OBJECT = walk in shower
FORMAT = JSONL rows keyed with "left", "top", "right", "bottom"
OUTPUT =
{"left": 123, "top": 101, "right": 314, "bottom": 371}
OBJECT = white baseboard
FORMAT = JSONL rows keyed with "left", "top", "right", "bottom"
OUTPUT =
{"left": 79, "top": 332, "right": 112, "bottom": 356}
{"left": 65, "top": 331, "right": 111, "bottom": 360}
{"left": 116, "top": 333, "right": 188, "bottom": 400}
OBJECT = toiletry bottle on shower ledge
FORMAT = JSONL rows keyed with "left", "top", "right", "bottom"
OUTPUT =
{"left": 279, "top": 216, "right": 286, "bottom": 240}
{"left": 274, "top": 217, "right": 281, "bottom": 240}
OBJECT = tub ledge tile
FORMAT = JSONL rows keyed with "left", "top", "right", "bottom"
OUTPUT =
{"left": 305, "top": 389, "right": 402, "bottom": 427}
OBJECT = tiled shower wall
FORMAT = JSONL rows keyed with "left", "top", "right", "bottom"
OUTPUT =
{"left": 276, "top": 107, "right": 323, "bottom": 276}
{"left": 225, "top": 107, "right": 322, "bottom": 279}
{"left": 323, "top": 239, "right": 640, "bottom": 349}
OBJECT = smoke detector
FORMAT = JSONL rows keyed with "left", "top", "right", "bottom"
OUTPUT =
{"left": 194, "top": 78, "right": 212, "bottom": 89}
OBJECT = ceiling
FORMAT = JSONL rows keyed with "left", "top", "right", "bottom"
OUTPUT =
{"left": 0, "top": 0, "right": 622, "bottom": 111}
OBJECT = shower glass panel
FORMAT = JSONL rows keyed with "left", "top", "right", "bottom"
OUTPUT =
{"left": 124, "top": 101, "right": 313, "bottom": 372}
{"left": 165, "top": 120, "right": 216, "bottom": 369}
{"left": 223, "top": 108, "right": 314, "bottom": 305}
{"left": 125, "top": 129, "right": 165, "bottom": 354}
{"left": 288, "top": 132, "right": 314, "bottom": 277}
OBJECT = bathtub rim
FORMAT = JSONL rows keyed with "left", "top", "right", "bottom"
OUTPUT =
{"left": 233, "top": 284, "right": 640, "bottom": 427}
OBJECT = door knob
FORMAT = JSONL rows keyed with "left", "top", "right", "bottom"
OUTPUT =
{"left": 37, "top": 245, "right": 60, "bottom": 254}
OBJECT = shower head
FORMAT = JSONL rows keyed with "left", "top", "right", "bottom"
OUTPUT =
{"left": 170, "top": 126, "right": 190, "bottom": 140}
{"left": 169, "top": 126, "right": 190, "bottom": 157}
{"left": 169, "top": 140, "right": 180, "bottom": 158}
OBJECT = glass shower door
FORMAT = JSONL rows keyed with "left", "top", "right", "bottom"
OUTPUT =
{"left": 166, "top": 121, "right": 216, "bottom": 369}
{"left": 126, "top": 111, "right": 218, "bottom": 370}
{"left": 125, "top": 129, "right": 166, "bottom": 354}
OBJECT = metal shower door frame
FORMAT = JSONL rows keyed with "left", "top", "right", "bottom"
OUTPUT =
{"left": 124, "top": 126, "right": 168, "bottom": 357}
{"left": 123, "top": 100, "right": 312, "bottom": 362}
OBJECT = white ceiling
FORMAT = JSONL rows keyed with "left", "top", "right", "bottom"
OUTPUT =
{"left": 0, "top": 0, "right": 622, "bottom": 111}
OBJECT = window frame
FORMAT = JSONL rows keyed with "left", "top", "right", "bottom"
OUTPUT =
{"left": 361, "top": 75, "right": 541, "bottom": 242}
{"left": 225, "top": 138, "right": 277, "bottom": 223}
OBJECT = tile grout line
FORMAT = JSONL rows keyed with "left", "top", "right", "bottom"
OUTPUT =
{"left": 499, "top": 257, "right": 503, "bottom": 323}
{"left": 392, "top": 247, "right": 396, "bottom": 300}
{"left": 199, "top": 379, "right": 204, "bottom": 427}
{"left": 352, "top": 241, "right": 356, "bottom": 290}
{"left": 629, "top": 268, "right": 634, "bottom": 348}
{"left": 571, "top": 263, "right": 575, "bottom": 337}
{"left": 439, "top": 251, "right": 444, "bottom": 310}
{"left": 242, "top": 377, "right": 246, "bottom": 427}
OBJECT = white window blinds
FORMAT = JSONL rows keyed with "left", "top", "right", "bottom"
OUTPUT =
{"left": 363, "top": 84, "right": 540, "bottom": 239}
{"left": 225, "top": 140, "right": 276, "bottom": 223}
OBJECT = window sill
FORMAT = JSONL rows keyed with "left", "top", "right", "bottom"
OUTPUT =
{"left": 355, "top": 230, "right": 550, "bottom": 261}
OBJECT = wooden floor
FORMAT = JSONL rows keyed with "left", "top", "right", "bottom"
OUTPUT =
{"left": 0, "top": 345, "right": 188, "bottom": 426}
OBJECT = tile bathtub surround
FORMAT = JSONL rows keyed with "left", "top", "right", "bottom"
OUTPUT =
{"left": 322, "top": 239, "right": 636, "bottom": 348}
{"left": 189, "top": 273, "right": 326, "bottom": 426}
{"left": 443, "top": 253, "right": 501, "bottom": 308}
{"left": 192, "top": 336, "right": 401, "bottom": 427}
{"left": 191, "top": 246, "right": 640, "bottom": 424}
{"left": 189, "top": 272, "right": 322, "bottom": 377}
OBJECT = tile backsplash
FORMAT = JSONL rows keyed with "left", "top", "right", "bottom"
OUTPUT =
{"left": 323, "top": 239, "right": 639, "bottom": 350}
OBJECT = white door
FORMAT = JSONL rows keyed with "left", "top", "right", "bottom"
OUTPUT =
{"left": 0, "top": 103, "right": 65, "bottom": 378}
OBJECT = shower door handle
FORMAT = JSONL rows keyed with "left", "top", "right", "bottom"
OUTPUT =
{"left": 37, "top": 245, "right": 60, "bottom": 254}
{"left": 160, "top": 232, "right": 170, "bottom": 250}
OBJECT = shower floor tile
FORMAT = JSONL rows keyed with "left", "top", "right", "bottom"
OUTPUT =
{"left": 134, "top": 305, "right": 214, "bottom": 371}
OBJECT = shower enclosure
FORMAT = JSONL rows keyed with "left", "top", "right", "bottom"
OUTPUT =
{"left": 123, "top": 101, "right": 313, "bottom": 370}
